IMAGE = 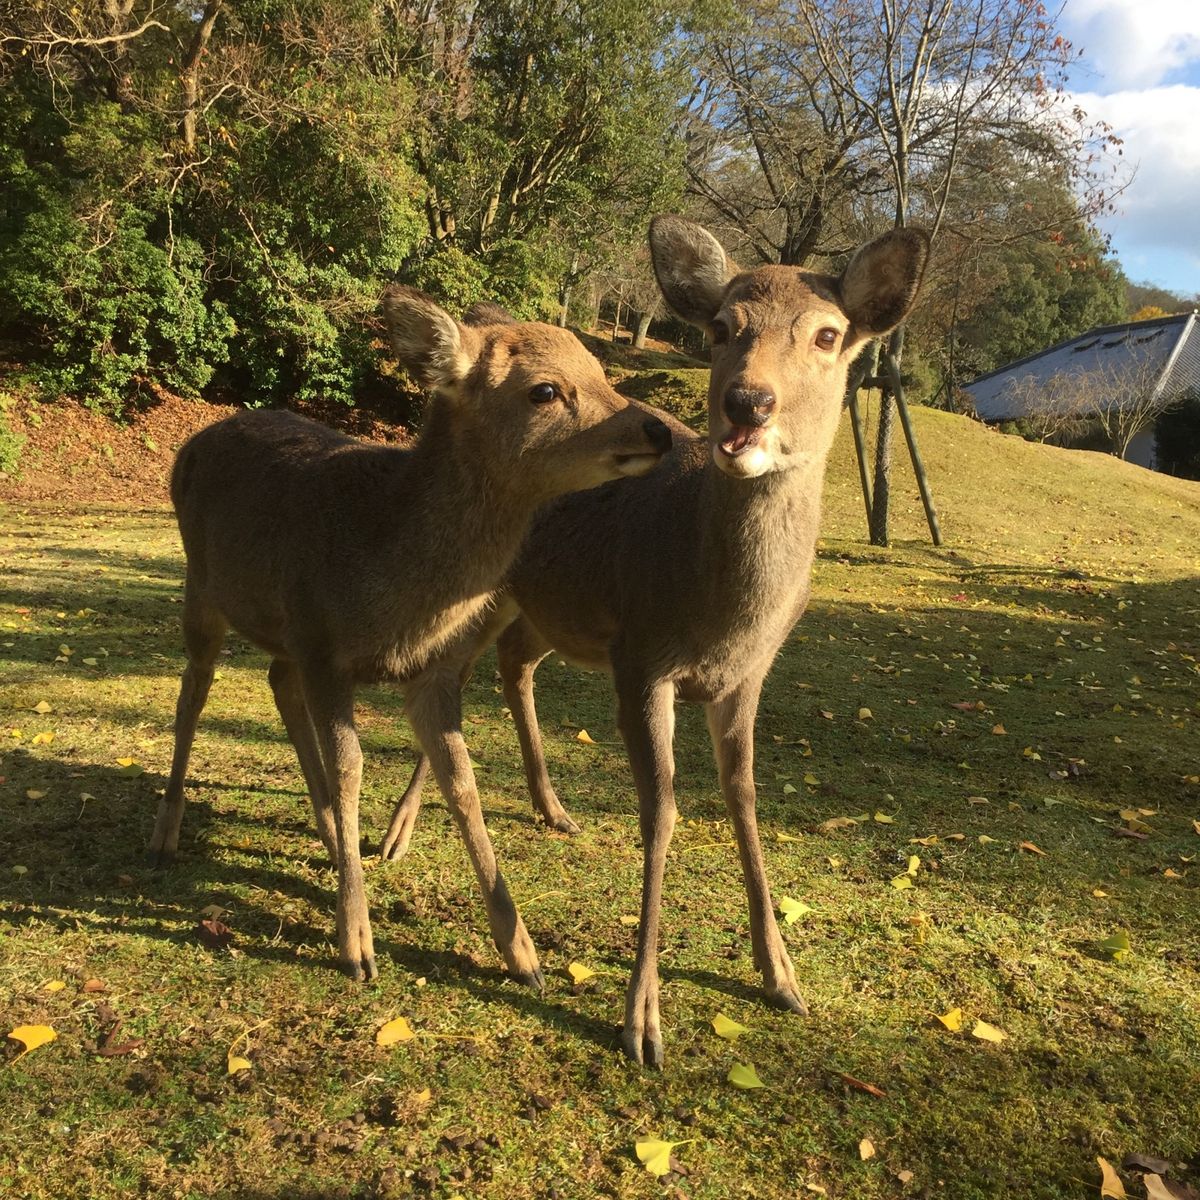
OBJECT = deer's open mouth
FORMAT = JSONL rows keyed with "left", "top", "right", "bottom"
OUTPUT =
{"left": 718, "top": 425, "right": 762, "bottom": 458}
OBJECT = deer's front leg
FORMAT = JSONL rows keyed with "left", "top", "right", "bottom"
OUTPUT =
{"left": 615, "top": 669, "right": 678, "bottom": 1068}
{"left": 302, "top": 669, "right": 376, "bottom": 982}
{"left": 706, "top": 678, "right": 807, "bottom": 1015}
{"left": 405, "top": 668, "right": 543, "bottom": 989}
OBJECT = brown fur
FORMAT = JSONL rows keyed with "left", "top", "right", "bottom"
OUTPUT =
{"left": 380, "top": 219, "right": 928, "bottom": 1064}
{"left": 149, "top": 288, "right": 671, "bottom": 985}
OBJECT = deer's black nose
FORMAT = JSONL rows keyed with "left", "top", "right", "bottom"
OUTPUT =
{"left": 724, "top": 387, "right": 776, "bottom": 427}
{"left": 643, "top": 416, "right": 672, "bottom": 454}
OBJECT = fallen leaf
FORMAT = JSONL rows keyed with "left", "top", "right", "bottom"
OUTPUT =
{"left": 635, "top": 1138, "right": 691, "bottom": 1178}
{"left": 195, "top": 918, "right": 234, "bottom": 949}
{"left": 838, "top": 1072, "right": 886, "bottom": 1098}
{"left": 857, "top": 707, "right": 873, "bottom": 721}
{"left": 1114, "top": 827, "right": 1149, "bottom": 840}
{"left": 910, "top": 835, "right": 939, "bottom": 846}
{"left": 779, "top": 896, "right": 811, "bottom": 924}
{"left": 907, "top": 855, "right": 920, "bottom": 876}
{"left": 1098, "top": 930, "right": 1132, "bottom": 962}
{"left": 199, "top": 903, "right": 226, "bottom": 920}
{"left": 803, "top": 773, "right": 821, "bottom": 786}
{"left": 978, "top": 835, "right": 996, "bottom": 845}
{"left": 567, "top": 962, "right": 596, "bottom": 984}
{"left": 775, "top": 831, "right": 803, "bottom": 843}
{"left": 376, "top": 1016, "right": 415, "bottom": 1046}
{"left": 1022, "top": 747, "right": 1042, "bottom": 761}
{"left": 971, "top": 1020, "right": 1007, "bottom": 1044}
{"left": 82, "top": 657, "right": 98, "bottom": 667}
{"left": 11, "top": 865, "right": 28, "bottom": 877}
{"left": 859, "top": 1138, "right": 876, "bottom": 1160}
{"left": 951, "top": 700, "right": 984, "bottom": 712}
{"left": 1123, "top": 1155, "right": 1173, "bottom": 1177}
{"left": 782, "top": 782, "right": 798, "bottom": 795}
{"left": 936, "top": 1008, "right": 963, "bottom": 1032}
{"left": 819, "top": 709, "right": 834, "bottom": 720}
{"left": 413, "top": 1087, "right": 432, "bottom": 1104}
{"left": 873, "top": 812, "right": 895, "bottom": 824}
{"left": 1142, "top": 1175, "right": 1198, "bottom": 1200}
{"left": 30, "top": 731, "right": 54, "bottom": 745}
{"left": 24, "top": 790, "right": 46, "bottom": 800}
{"left": 819, "top": 816, "right": 859, "bottom": 833}
{"left": 83, "top": 978, "right": 106, "bottom": 993}
{"left": 896, "top": 1169, "right": 915, "bottom": 1184}
{"left": 32, "top": 700, "right": 52, "bottom": 714}
{"left": 43, "top": 981, "right": 66, "bottom": 993}
{"left": 891, "top": 874, "right": 914, "bottom": 890}
{"left": 575, "top": 729, "right": 597, "bottom": 745}
{"left": 227, "top": 1053, "right": 252, "bottom": 1075}
{"left": 1097, "top": 1156, "right": 1127, "bottom": 1199}
{"left": 1193, "top": 820, "right": 1200, "bottom": 836}
{"left": 1092, "top": 888, "right": 1110, "bottom": 898}
{"left": 618, "top": 915, "right": 639, "bottom": 927}
{"left": 711, "top": 1013, "right": 750, "bottom": 1041}
{"left": 115, "top": 758, "right": 145, "bottom": 778}
{"left": 991, "top": 724, "right": 1007, "bottom": 735}
{"left": 1019, "top": 841, "right": 1047, "bottom": 856}
{"left": 727, "top": 1062, "right": 764, "bottom": 1089}
{"left": 7, "top": 1024, "right": 56, "bottom": 1058}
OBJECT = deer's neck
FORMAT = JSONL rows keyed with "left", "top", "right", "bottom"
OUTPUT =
{"left": 695, "top": 453, "right": 828, "bottom": 614}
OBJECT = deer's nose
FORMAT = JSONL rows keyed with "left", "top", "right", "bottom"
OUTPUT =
{"left": 724, "top": 387, "right": 776, "bottom": 427}
{"left": 643, "top": 416, "right": 672, "bottom": 454}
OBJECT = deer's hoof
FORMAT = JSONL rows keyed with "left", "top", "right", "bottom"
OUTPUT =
{"left": 146, "top": 847, "right": 175, "bottom": 870}
{"left": 619, "top": 1026, "right": 664, "bottom": 1069}
{"left": 766, "top": 984, "right": 809, "bottom": 1016}
{"left": 549, "top": 813, "right": 581, "bottom": 836}
{"left": 514, "top": 966, "right": 545, "bottom": 992}
{"left": 343, "top": 955, "right": 378, "bottom": 983}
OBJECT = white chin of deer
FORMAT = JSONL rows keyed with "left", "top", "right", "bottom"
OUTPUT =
{"left": 712, "top": 424, "right": 782, "bottom": 479}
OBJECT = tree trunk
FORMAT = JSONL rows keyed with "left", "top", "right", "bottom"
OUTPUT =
{"left": 180, "top": 1, "right": 222, "bottom": 154}
{"left": 633, "top": 312, "right": 652, "bottom": 349}
{"left": 611, "top": 294, "right": 623, "bottom": 343}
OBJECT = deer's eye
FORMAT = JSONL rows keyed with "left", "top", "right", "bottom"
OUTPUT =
{"left": 710, "top": 319, "right": 730, "bottom": 346}
{"left": 815, "top": 327, "right": 839, "bottom": 351}
{"left": 529, "top": 383, "right": 558, "bottom": 404}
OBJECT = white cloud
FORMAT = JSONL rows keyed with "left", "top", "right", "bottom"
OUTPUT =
{"left": 1063, "top": 0, "right": 1200, "bottom": 89}
{"left": 1074, "top": 85, "right": 1200, "bottom": 284}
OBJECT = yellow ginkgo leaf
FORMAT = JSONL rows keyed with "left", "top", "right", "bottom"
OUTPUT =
{"left": 907, "top": 855, "right": 920, "bottom": 876}
{"left": 775, "top": 831, "right": 803, "bottom": 843}
{"left": 779, "top": 896, "right": 811, "bottom": 924}
{"left": 910, "top": 835, "right": 938, "bottom": 846}
{"left": 32, "top": 700, "right": 52, "bottom": 714}
{"left": 635, "top": 1138, "right": 691, "bottom": 1177}
{"left": 8, "top": 1024, "right": 56, "bottom": 1058}
{"left": 857, "top": 707, "right": 873, "bottom": 721}
{"left": 819, "top": 816, "right": 859, "bottom": 832}
{"left": 891, "top": 874, "right": 914, "bottom": 890}
{"left": 82, "top": 657, "right": 98, "bottom": 667}
{"left": 711, "top": 1013, "right": 750, "bottom": 1041}
{"left": 971, "top": 1020, "right": 1007, "bottom": 1044}
{"left": 618, "top": 914, "right": 639, "bottom": 926}
{"left": 376, "top": 1016, "right": 415, "bottom": 1046}
{"left": 575, "top": 729, "right": 597, "bottom": 745}
{"left": 31, "top": 731, "right": 54, "bottom": 745}
{"left": 1092, "top": 888, "right": 1109, "bottom": 898}
{"left": 782, "top": 782, "right": 797, "bottom": 795}
{"left": 1018, "top": 841, "right": 1046, "bottom": 856}
{"left": 978, "top": 835, "right": 996, "bottom": 845}
{"left": 1097, "top": 930, "right": 1131, "bottom": 962}
{"left": 227, "top": 1053, "right": 252, "bottom": 1075}
{"left": 991, "top": 723, "right": 1006, "bottom": 735}
{"left": 859, "top": 1137, "right": 876, "bottom": 1160}
{"left": 803, "top": 773, "right": 821, "bottom": 787}
{"left": 1144, "top": 1174, "right": 1175, "bottom": 1200}
{"left": 567, "top": 962, "right": 596, "bottom": 984}
{"left": 43, "top": 980, "right": 66, "bottom": 993}
{"left": 412, "top": 1087, "right": 432, "bottom": 1104}
{"left": 1097, "top": 1156, "right": 1127, "bottom": 1199}
{"left": 936, "top": 1007, "right": 963, "bottom": 1032}
{"left": 727, "top": 1062, "right": 764, "bottom": 1089}
{"left": 874, "top": 812, "right": 895, "bottom": 824}
{"left": 25, "top": 790, "right": 46, "bottom": 800}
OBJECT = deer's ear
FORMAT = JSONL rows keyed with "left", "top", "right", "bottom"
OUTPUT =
{"left": 382, "top": 285, "right": 481, "bottom": 394}
{"left": 839, "top": 228, "right": 929, "bottom": 340}
{"left": 648, "top": 215, "right": 735, "bottom": 327}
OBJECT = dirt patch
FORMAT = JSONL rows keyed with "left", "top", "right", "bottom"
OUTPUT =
{"left": 0, "top": 389, "right": 414, "bottom": 507}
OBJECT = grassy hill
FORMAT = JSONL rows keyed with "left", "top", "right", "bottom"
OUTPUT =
{"left": 1, "top": 389, "right": 1198, "bottom": 1200}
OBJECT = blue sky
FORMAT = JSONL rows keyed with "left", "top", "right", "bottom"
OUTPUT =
{"left": 1059, "top": 1, "right": 1200, "bottom": 297}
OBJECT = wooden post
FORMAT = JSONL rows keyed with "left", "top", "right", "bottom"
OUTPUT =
{"left": 881, "top": 349, "right": 943, "bottom": 546}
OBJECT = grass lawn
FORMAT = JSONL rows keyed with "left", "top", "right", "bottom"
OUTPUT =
{"left": 1, "top": 404, "right": 1199, "bottom": 1199}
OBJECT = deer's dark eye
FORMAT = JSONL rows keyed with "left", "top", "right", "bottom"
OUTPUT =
{"left": 529, "top": 383, "right": 558, "bottom": 404}
{"left": 711, "top": 318, "right": 730, "bottom": 346}
{"left": 815, "top": 327, "right": 839, "bottom": 351}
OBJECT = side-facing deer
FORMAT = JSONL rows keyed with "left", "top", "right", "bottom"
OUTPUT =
{"left": 149, "top": 288, "right": 672, "bottom": 985}
{"left": 378, "top": 217, "right": 929, "bottom": 1064}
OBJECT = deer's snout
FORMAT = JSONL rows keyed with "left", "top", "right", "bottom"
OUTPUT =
{"left": 643, "top": 416, "right": 672, "bottom": 455}
{"left": 724, "top": 387, "right": 776, "bottom": 428}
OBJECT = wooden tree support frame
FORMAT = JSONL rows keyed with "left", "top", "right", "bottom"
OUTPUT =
{"left": 846, "top": 342, "right": 943, "bottom": 547}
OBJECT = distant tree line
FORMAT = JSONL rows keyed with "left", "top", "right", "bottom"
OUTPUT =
{"left": 0, "top": 0, "right": 1137, "bottom": 426}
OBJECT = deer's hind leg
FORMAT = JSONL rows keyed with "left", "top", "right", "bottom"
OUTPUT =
{"left": 149, "top": 582, "right": 227, "bottom": 866}
{"left": 405, "top": 665, "right": 543, "bottom": 989}
{"left": 496, "top": 616, "right": 577, "bottom": 834}
{"left": 268, "top": 657, "right": 338, "bottom": 859}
